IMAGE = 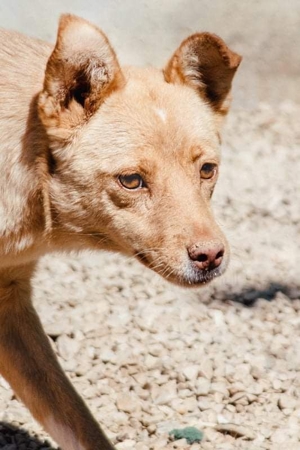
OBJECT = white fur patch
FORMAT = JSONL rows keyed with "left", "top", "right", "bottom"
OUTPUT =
{"left": 45, "top": 416, "right": 86, "bottom": 450}
{"left": 154, "top": 107, "right": 167, "bottom": 123}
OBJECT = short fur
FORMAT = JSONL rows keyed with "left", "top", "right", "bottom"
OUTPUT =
{"left": 0, "top": 15, "right": 241, "bottom": 450}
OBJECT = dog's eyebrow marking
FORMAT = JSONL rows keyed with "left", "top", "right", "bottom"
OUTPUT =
{"left": 191, "top": 146, "right": 204, "bottom": 162}
{"left": 154, "top": 107, "right": 167, "bottom": 123}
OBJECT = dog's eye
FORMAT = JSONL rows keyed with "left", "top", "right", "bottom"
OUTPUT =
{"left": 118, "top": 174, "right": 145, "bottom": 190}
{"left": 200, "top": 163, "right": 217, "bottom": 180}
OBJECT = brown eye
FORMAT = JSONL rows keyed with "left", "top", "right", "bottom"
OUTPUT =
{"left": 200, "top": 163, "right": 217, "bottom": 180}
{"left": 118, "top": 173, "right": 145, "bottom": 190}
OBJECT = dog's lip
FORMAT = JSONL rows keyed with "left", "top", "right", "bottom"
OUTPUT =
{"left": 183, "top": 264, "right": 225, "bottom": 286}
{"left": 180, "top": 257, "right": 229, "bottom": 287}
{"left": 134, "top": 250, "right": 150, "bottom": 265}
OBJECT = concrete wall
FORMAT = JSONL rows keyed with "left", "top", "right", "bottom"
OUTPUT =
{"left": 0, "top": 1, "right": 299, "bottom": 106}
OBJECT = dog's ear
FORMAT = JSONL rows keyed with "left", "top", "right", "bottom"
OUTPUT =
{"left": 164, "top": 33, "right": 241, "bottom": 116}
{"left": 38, "top": 14, "right": 124, "bottom": 146}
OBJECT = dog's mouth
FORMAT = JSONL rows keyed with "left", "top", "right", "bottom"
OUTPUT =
{"left": 135, "top": 251, "right": 150, "bottom": 266}
{"left": 134, "top": 250, "right": 227, "bottom": 287}
{"left": 179, "top": 262, "right": 226, "bottom": 287}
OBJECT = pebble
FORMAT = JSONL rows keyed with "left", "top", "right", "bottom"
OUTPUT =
{"left": 278, "top": 395, "right": 299, "bottom": 410}
{"left": 195, "top": 378, "right": 211, "bottom": 396}
{"left": 115, "top": 439, "right": 136, "bottom": 449}
{"left": 182, "top": 365, "right": 199, "bottom": 381}
{"left": 198, "top": 359, "right": 214, "bottom": 380}
{"left": 56, "top": 334, "right": 80, "bottom": 360}
{"left": 216, "top": 424, "right": 256, "bottom": 440}
{"left": 151, "top": 381, "right": 177, "bottom": 405}
{"left": 116, "top": 393, "right": 140, "bottom": 413}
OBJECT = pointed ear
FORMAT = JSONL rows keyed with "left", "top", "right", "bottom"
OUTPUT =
{"left": 38, "top": 14, "right": 124, "bottom": 145}
{"left": 164, "top": 33, "right": 241, "bottom": 115}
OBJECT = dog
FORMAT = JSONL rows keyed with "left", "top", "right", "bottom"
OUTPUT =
{"left": 0, "top": 14, "right": 241, "bottom": 450}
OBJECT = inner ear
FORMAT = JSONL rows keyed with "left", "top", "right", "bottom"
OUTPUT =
{"left": 38, "top": 14, "right": 124, "bottom": 143}
{"left": 69, "top": 69, "right": 91, "bottom": 108}
{"left": 164, "top": 33, "right": 242, "bottom": 114}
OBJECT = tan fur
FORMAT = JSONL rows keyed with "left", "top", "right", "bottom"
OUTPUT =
{"left": 0, "top": 14, "right": 241, "bottom": 450}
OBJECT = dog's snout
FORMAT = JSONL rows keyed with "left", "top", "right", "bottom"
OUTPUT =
{"left": 187, "top": 241, "right": 224, "bottom": 270}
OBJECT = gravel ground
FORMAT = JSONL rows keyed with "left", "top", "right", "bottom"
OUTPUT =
{"left": 0, "top": 102, "right": 299, "bottom": 450}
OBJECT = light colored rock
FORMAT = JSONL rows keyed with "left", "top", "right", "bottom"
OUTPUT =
{"left": 270, "top": 429, "right": 291, "bottom": 444}
{"left": 145, "top": 355, "right": 161, "bottom": 370}
{"left": 115, "top": 439, "right": 136, "bottom": 449}
{"left": 198, "top": 359, "right": 214, "bottom": 380}
{"left": 210, "top": 382, "right": 229, "bottom": 398}
{"left": 117, "top": 426, "right": 137, "bottom": 441}
{"left": 195, "top": 378, "right": 211, "bottom": 396}
{"left": 216, "top": 423, "right": 256, "bottom": 440}
{"left": 151, "top": 437, "right": 168, "bottom": 449}
{"left": 198, "top": 399, "right": 215, "bottom": 411}
{"left": 172, "top": 438, "right": 189, "bottom": 448}
{"left": 278, "top": 395, "right": 299, "bottom": 410}
{"left": 151, "top": 380, "right": 177, "bottom": 405}
{"left": 217, "top": 414, "right": 230, "bottom": 424}
{"left": 56, "top": 334, "right": 80, "bottom": 360}
{"left": 116, "top": 393, "right": 140, "bottom": 413}
{"left": 182, "top": 365, "right": 199, "bottom": 381}
{"left": 135, "top": 444, "right": 148, "bottom": 450}
{"left": 101, "top": 347, "right": 117, "bottom": 364}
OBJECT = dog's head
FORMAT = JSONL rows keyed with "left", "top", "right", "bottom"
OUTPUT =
{"left": 38, "top": 15, "right": 241, "bottom": 287}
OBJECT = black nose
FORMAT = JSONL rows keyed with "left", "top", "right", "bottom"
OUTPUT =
{"left": 187, "top": 241, "right": 224, "bottom": 270}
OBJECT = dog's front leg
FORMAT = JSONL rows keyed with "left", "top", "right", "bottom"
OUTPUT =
{"left": 0, "top": 264, "right": 114, "bottom": 450}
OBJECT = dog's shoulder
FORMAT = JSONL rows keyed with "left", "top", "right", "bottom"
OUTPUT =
{"left": 0, "top": 29, "right": 51, "bottom": 266}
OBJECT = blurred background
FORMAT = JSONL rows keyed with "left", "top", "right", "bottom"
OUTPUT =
{"left": 0, "top": 0, "right": 300, "bottom": 107}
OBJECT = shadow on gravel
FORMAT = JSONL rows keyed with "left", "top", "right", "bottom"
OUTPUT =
{"left": 0, "top": 422, "right": 56, "bottom": 450}
{"left": 226, "top": 282, "right": 300, "bottom": 306}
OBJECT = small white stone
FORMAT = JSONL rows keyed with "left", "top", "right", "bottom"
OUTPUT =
{"left": 56, "top": 334, "right": 80, "bottom": 360}
{"left": 172, "top": 438, "right": 188, "bottom": 448}
{"left": 217, "top": 414, "right": 230, "bottom": 424}
{"left": 151, "top": 380, "right": 177, "bottom": 405}
{"left": 278, "top": 395, "right": 299, "bottom": 410}
{"left": 115, "top": 439, "right": 136, "bottom": 450}
{"left": 195, "top": 378, "right": 211, "bottom": 395}
{"left": 116, "top": 393, "right": 140, "bottom": 413}
{"left": 198, "top": 399, "right": 215, "bottom": 411}
{"left": 198, "top": 359, "right": 213, "bottom": 380}
{"left": 216, "top": 423, "right": 256, "bottom": 440}
{"left": 183, "top": 365, "right": 199, "bottom": 381}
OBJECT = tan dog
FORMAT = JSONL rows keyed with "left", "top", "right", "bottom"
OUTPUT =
{"left": 0, "top": 14, "right": 241, "bottom": 450}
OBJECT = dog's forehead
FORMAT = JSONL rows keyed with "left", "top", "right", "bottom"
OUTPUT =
{"left": 85, "top": 67, "right": 220, "bottom": 160}
{"left": 124, "top": 67, "right": 216, "bottom": 130}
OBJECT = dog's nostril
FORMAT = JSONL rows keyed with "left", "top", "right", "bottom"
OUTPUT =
{"left": 216, "top": 250, "right": 224, "bottom": 260}
{"left": 197, "top": 253, "right": 208, "bottom": 262}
